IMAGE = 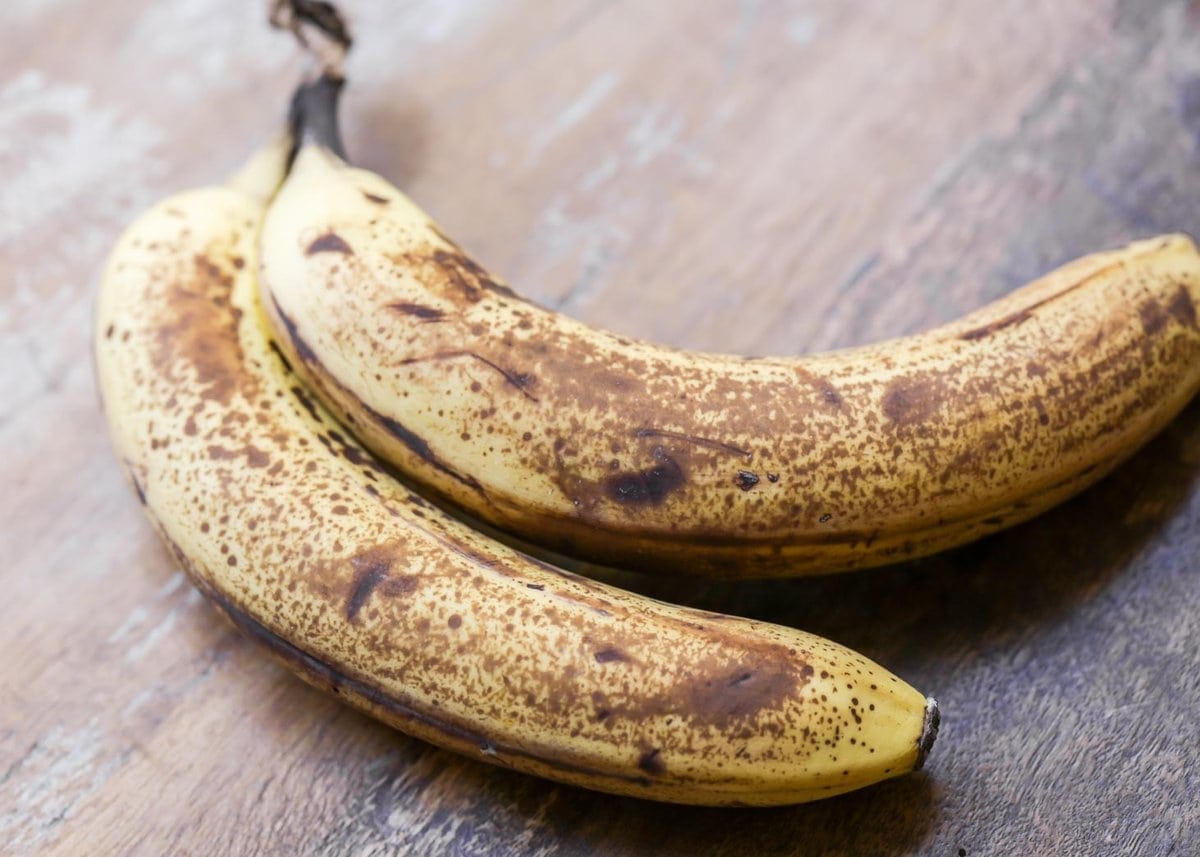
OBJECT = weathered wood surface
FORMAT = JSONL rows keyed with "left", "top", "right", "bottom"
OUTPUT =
{"left": 3, "top": 1, "right": 1199, "bottom": 854}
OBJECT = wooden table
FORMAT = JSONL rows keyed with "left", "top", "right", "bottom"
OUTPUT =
{"left": 4, "top": 1, "right": 1199, "bottom": 853}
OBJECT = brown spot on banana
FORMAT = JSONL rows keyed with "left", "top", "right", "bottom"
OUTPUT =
{"left": 389, "top": 302, "right": 446, "bottom": 322}
{"left": 593, "top": 647, "right": 629, "bottom": 663}
{"left": 1167, "top": 284, "right": 1197, "bottom": 329}
{"left": 346, "top": 552, "right": 394, "bottom": 622}
{"left": 601, "top": 447, "right": 686, "bottom": 506}
{"left": 152, "top": 254, "right": 250, "bottom": 406}
{"left": 637, "top": 748, "right": 665, "bottom": 776}
{"left": 881, "top": 374, "right": 945, "bottom": 427}
{"left": 734, "top": 470, "right": 760, "bottom": 491}
{"left": 306, "top": 231, "right": 353, "bottom": 255}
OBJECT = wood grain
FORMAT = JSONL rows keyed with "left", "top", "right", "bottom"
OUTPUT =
{"left": 3, "top": 0, "right": 1199, "bottom": 854}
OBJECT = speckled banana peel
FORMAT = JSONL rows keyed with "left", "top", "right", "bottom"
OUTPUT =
{"left": 259, "top": 77, "right": 1200, "bottom": 578}
{"left": 94, "top": 141, "right": 939, "bottom": 807}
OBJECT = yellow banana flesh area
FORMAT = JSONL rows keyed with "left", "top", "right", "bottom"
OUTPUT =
{"left": 94, "top": 151, "right": 937, "bottom": 806}
{"left": 261, "top": 142, "right": 1200, "bottom": 578}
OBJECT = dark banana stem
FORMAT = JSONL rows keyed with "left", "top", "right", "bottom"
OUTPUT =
{"left": 288, "top": 72, "right": 348, "bottom": 162}
{"left": 272, "top": 0, "right": 351, "bottom": 164}
{"left": 270, "top": 0, "right": 352, "bottom": 75}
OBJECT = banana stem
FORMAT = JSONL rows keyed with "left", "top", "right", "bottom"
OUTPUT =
{"left": 269, "top": 0, "right": 352, "bottom": 79}
{"left": 271, "top": 0, "right": 351, "bottom": 163}
{"left": 288, "top": 72, "right": 348, "bottom": 161}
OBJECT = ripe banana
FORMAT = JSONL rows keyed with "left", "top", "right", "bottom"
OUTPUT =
{"left": 260, "top": 76, "right": 1200, "bottom": 578}
{"left": 94, "top": 138, "right": 938, "bottom": 806}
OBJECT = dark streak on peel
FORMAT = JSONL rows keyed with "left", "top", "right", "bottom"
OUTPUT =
{"left": 957, "top": 260, "right": 1124, "bottom": 341}
{"left": 130, "top": 471, "right": 147, "bottom": 505}
{"left": 633, "top": 428, "right": 751, "bottom": 458}
{"left": 270, "top": 294, "right": 319, "bottom": 364}
{"left": 389, "top": 302, "right": 446, "bottom": 322}
{"left": 346, "top": 555, "right": 392, "bottom": 621}
{"left": 290, "top": 385, "right": 323, "bottom": 424}
{"left": 268, "top": 340, "right": 295, "bottom": 374}
{"left": 426, "top": 223, "right": 464, "bottom": 253}
{"left": 373, "top": 410, "right": 486, "bottom": 494}
{"left": 430, "top": 248, "right": 527, "bottom": 303}
{"left": 399, "top": 351, "right": 539, "bottom": 402}
{"left": 204, "top": 590, "right": 656, "bottom": 785}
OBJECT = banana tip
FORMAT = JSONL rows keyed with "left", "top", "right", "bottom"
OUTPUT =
{"left": 915, "top": 696, "right": 940, "bottom": 770}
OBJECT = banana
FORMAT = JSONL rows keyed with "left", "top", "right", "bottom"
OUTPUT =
{"left": 260, "top": 75, "right": 1200, "bottom": 578}
{"left": 94, "top": 137, "right": 938, "bottom": 806}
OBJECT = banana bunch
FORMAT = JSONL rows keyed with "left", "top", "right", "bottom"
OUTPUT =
{"left": 261, "top": 78, "right": 1200, "bottom": 578}
{"left": 95, "top": 127, "right": 937, "bottom": 805}
{"left": 96, "top": 0, "right": 1200, "bottom": 808}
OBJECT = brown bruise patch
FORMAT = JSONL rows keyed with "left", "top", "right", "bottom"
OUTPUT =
{"left": 590, "top": 652, "right": 808, "bottom": 736}
{"left": 306, "top": 231, "right": 353, "bottom": 256}
{"left": 881, "top": 375, "right": 943, "bottom": 426}
{"left": 602, "top": 446, "right": 686, "bottom": 506}
{"left": 424, "top": 247, "right": 527, "bottom": 303}
{"left": 153, "top": 253, "right": 251, "bottom": 406}
{"left": 1139, "top": 298, "right": 1171, "bottom": 336}
{"left": 682, "top": 664, "right": 799, "bottom": 727}
{"left": 1168, "top": 284, "right": 1198, "bottom": 329}
{"left": 362, "top": 189, "right": 390, "bottom": 205}
{"left": 637, "top": 748, "right": 665, "bottom": 776}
